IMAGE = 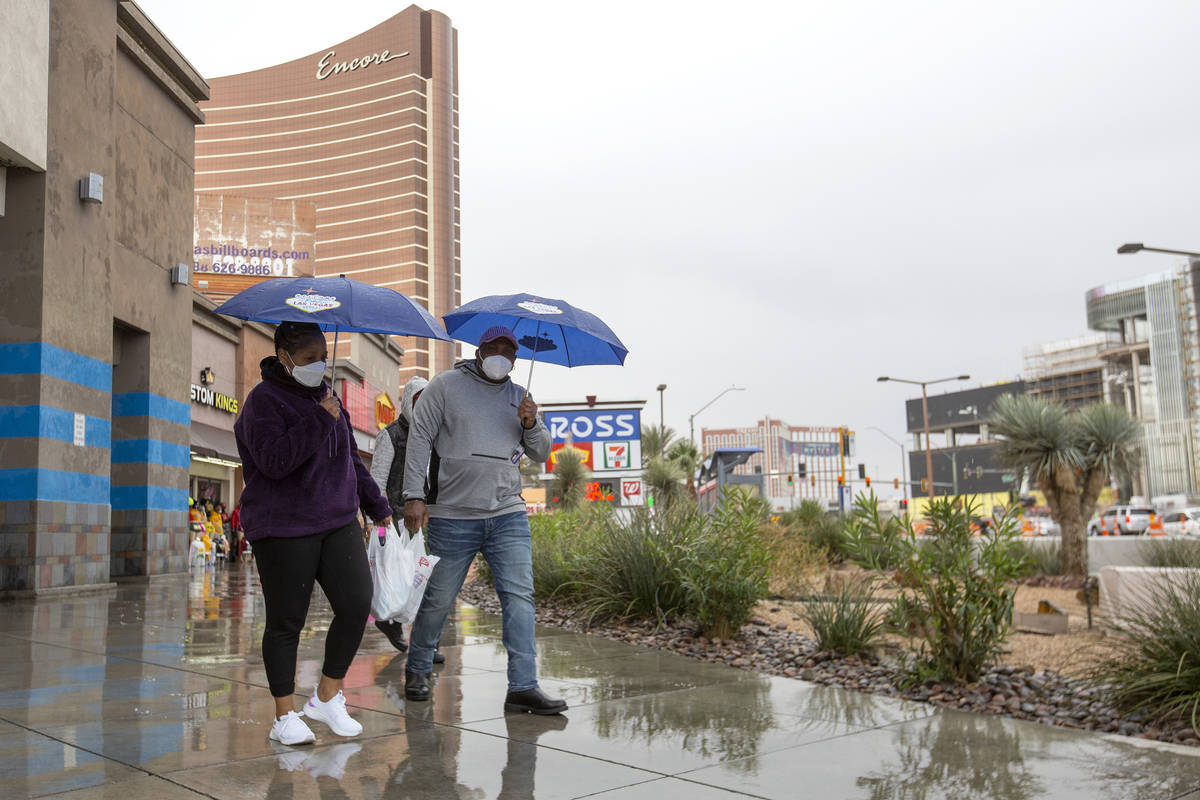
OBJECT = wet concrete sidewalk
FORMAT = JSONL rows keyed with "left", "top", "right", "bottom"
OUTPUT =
{"left": 2, "top": 565, "right": 1200, "bottom": 800}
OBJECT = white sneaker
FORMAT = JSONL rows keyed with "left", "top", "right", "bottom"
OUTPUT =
{"left": 306, "top": 742, "right": 362, "bottom": 779}
{"left": 269, "top": 711, "right": 315, "bottom": 746}
{"left": 305, "top": 690, "right": 363, "bottom": 737}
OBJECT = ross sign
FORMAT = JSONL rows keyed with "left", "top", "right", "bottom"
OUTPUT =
{"left": 621, "top": 478, "right": 644, "bottom": 506}
{"left": 545, "top": 409, "right": 640, "bottom": 443}
{"left": 190, "top": 384, "right": 239, "bottom": 414}
{"left": 547, "top": 442, "right": 593, "bottom": 472}
{"left": 316, "top": 48, "right": 409, "bottom": 80}
{"left": 375, "top": 393, "right": 396, "bottom": 430}
{"left": 193, "top": 244, "right": 310, "bottom": 277}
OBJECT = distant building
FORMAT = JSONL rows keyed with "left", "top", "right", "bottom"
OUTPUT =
{"left": 1086, "top": 265, "right": 1200, "bottom": 497}
{"left": 1023, "top": 334, "right": 1107, "bottom": 409}
{"left": 701, "top": 419, "right": 846, "bottom": 509}
{"left": 194, "top": 6, "right": 461, "bottom": 383}
{"left": 903, "top": 382, "right": 1025, "bottom": 518}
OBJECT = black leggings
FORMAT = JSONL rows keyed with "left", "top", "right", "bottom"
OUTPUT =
{"left": 253, "top": 520, "right": 372, "bottom": 697}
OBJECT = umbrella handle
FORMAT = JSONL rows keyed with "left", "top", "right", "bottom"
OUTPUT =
{"left": 524, "top": 320, "right": 540, "bottom": 397}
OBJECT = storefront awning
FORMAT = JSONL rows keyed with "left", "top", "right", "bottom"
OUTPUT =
{"left": 191, "top": 422, "right": 241, "bottom": 464}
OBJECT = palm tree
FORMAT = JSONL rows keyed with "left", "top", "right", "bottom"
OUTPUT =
{"left": 989, "top": 395, "right": 1141, "bottom": 577}
{"left": 643, "top": 455, "right": 686, "bottom": 509}
{"left": 641, "top": 425, "right": 676, "bottom": 461}
{"left": 667, "top": 439, "right": 703, "bottom": 499}
{"left": 550, "top": 447, "right": 590, "bottom": 511}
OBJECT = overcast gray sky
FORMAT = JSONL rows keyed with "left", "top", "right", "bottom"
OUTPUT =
{"left": 140, "top": 0, "right": 1200, "bottom": 492}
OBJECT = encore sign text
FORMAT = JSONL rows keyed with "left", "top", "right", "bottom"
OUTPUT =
{"left": 316, "top": 48, "right": 408, "bottom": 80}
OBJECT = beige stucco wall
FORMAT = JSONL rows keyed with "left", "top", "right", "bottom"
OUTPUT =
{"left": 0, "top": 0, "right": 49, "bottom": 171}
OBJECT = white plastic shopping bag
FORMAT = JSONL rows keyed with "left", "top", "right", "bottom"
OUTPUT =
{"left": 368, "top": 523, "right": 416, "bottom": 621}
{"left": 396, "top": 528, "right": 439, "bottom": 625}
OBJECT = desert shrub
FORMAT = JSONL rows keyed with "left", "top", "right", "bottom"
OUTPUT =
{"left": 761, "top": 521, "right": 828, "bottom": 598}
{"left": 799, "top": 581, "right": 886, "bottom": 656}
{"left": 870, "top": 497, "right": 1028, "bottom": 683}
{"left": 528, "top": 507, "right": 605, "bottom": 597}
{"left": 841, "top": 492, "right": 906, "bottom": 570}
{"left": 1088, "top": 572, "right": 1200, "bottom": 732}
{"left": 1022, "top": 540, "right": 1062, "bottom": 576}
{"left": 676, "top": 490, "right": 774, "bottom": 639}
{"left": 779, "top": 500, "right": 848, "bottom": 564}
{"left": 576, "top": 505, "right": 699, "bottom": 625}
{"left": 1143, "top": 538, "right": 1200, "bottom": 569}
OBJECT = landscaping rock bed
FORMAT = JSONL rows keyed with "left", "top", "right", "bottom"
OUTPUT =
{"left": 459, "top": 580, "right": 1199, "bottom": 748}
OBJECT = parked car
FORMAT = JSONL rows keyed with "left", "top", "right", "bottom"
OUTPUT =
{"left": 1087, "top": 505, "right": 1156, "bottom": 536}
{"left": 1162, "top": 508, "right": 1200, "bottom": 536}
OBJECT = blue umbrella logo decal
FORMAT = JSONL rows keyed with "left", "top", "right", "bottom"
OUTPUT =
{"left": 285, "top": 289, "right": 342, "bottom": 313}
{"left": 516, "top": 300, "right": 563, "bottom": 315}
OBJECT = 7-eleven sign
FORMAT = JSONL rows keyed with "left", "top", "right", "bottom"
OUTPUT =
{"left": 602, "top": 442, "right": 630, "bottom": 469}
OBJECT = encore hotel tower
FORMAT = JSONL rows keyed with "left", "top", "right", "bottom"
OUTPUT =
{"left": 194, "top": 5, "right": 460, "bottom": 380}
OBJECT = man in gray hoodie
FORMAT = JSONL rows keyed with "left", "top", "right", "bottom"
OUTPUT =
{"left": 401, "top": 325, "right": 565, "bottom": 714}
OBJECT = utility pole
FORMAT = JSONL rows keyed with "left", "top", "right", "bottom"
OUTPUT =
{"left": 838, "top": 426, "right": 846, "bottom": 514}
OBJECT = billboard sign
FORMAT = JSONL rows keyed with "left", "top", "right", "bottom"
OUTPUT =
{"left": 621, "top": 478, "right": 644, "bottom": 506}
{"left": 544, "top": 409, "right": 640, "bottom": 443}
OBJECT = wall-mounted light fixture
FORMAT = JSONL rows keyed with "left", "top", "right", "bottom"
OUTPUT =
{"left": 169, "top": 263, "right": 189, "bottom": 285}
{"left": 79, "top": 173, "right": 103, "bottom": 204}
{"left": 199, "top": 366, "right": 215, "bottom": 386}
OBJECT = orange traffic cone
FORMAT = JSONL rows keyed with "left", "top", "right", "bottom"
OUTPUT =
{"left": 1148, "top": 513, "right": 1166, "bottom": 537}
{"left": 1100, "top": 516, "right": 1109, "bottom": 536}
{"left": 1021, "top": 519, "right": 1035, "bottom": 538}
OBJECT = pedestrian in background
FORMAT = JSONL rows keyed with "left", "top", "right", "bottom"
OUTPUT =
{"left": 235, "top": 320, "right": 394, "bottom": 746}
{"left": 369, "top": 377, "right": 444, "bottom": 662}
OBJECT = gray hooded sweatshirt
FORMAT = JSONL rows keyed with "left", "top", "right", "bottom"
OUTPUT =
{"left": 402, "top": 359, "right": 551, "bottom": 519}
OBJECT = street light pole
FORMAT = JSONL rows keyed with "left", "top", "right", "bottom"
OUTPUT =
{"left": 877, "top": 374, "right": 970, "bottom": 503}
{"left": 656, "top": 383, "right": 667, "bottom": 439}
{"left": 689, "top": 385, "right": 746, "bottom": 446}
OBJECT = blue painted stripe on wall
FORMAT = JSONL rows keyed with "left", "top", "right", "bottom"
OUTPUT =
{"left": 110, "top": 484, "right": 188, "bottom": 511}
{"left": 111, "top": 439, "right": 190, "bottom": 469}
{"left": 111, "top": 393, "right": 190, "bottom": 427}
{"left": 0, "top": 343, "right": 112, "bottom": 393}
{"left": 0, "top": 468, "right": 110, "bottom": 504}
{"left": 0, "top": 405, "right": 111, "bottom": 448}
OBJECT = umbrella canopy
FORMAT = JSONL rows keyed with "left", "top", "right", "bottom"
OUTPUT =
{"left": 213, "top": 276, "right": 451, "bottom": 341}
{"left": 443, "top": 293, "right": 628, "bottom": 367}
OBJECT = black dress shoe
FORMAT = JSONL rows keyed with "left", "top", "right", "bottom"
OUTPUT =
{"left": 504, "top": 688, "right": 567, "bottom": 715}
{"left": 375, "top": 619, "right": 408, "bottom": 652}
{"left": 433, "top": 650, "right": 445, "bottom": 664}
{"left": 404, "top": 671, "right": 431, "bottom": 701}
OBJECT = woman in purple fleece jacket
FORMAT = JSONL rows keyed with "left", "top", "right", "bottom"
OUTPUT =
{"left": 234, "top": 321, "right": 393, "bottom": 746}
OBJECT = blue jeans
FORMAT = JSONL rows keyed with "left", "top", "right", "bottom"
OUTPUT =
{"left": 407, "top": 511, "right": 538, "bottom": 691}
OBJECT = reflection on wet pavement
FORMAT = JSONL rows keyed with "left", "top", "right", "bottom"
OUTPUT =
{"left": 0, "top": 564, "right": 1197, "bottom": 799}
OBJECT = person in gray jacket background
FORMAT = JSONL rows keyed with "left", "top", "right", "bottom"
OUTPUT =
{"left": 368, "top": 376, "right": 442, "bottom": 664}
{"left": 401, "top": 325, "right": 566, "bottom": 714}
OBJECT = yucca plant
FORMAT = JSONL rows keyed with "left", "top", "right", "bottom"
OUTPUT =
{"left": 643, "top": 455, "right": 687, "bottom": 510}
{"left": 550, "top": 446, "right": 589, "bottom": 511}
{"left": 990, "top": 396, "right": 1141, "bottom": 577}
{"left": 1143, "top": 539, "right": 1200, "bottom": 569}
{"left": 1088, "top": 572, "right": 1200, "bottom": 733}
{"left": 799, "top": 581, "right": 885, "bottom": 656}
{"left": 641, "top": 424, "right": 676, "bottom": 461}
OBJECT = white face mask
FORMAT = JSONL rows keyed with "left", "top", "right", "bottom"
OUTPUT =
{"left": 481, "top": 354, "right": 514, "bottom": 381}
{"left": 284, "top": 352, "right": 327, "bottom": 388}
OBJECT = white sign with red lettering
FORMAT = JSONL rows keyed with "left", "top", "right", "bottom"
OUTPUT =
{"left": 620, "top": 478, "right": 644, "bottom": 506}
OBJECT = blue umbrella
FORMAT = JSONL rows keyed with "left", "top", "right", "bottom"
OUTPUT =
{"left": 214, "top": 275, "right": 451, "bottom": 379}
{"left": 442, "top": 293, "right": 628, "bottom": 392}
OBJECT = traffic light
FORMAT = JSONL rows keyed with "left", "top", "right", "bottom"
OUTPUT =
{"left": 810, "top": 475, "right": 816, "bottom": 487}
{"left": 837, "top": 475, "right": 844, "bottom": 486}
{"left": 865, "top": 477, "right": 871, "bottom": 487}
{"left": 900, "top": 499, "right": 908, "bottom": 511}
{"left": 797, "top": 462, "right": 807, "bottom": 479}
{"left": 857, "top": 463, "right": 866, "bottom": 480}
{"left": 893, "top": 478, "right": 900, "bottom": 490}
{"left": 920, "top": 478, "right": 928, "bottom": 492}
{"left": 787, "top": 474, "right": 794, "bottom": 486}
